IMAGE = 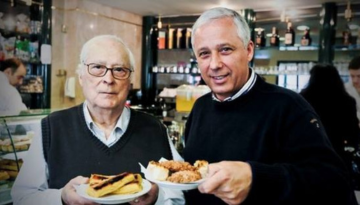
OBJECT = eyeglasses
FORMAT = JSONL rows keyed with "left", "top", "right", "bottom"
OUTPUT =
{"left": 84, "top": 63, "right": 133, "bottom": 80}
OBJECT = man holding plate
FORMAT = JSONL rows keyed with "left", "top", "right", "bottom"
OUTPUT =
{"left": 11, "top": 35, "right": 185, "bottom": 205}
{"left": 183, "top": 7, "right": 358, "bottom": 205}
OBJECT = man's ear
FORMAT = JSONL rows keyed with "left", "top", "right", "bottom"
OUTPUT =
{"left": 3, "top": 68, "right": 13, "bottom": 77}
{"left": 78, "top": 73, "right": 83, "bottom": 86}
{"left": 3, "top": 68, "right": 12, "bottom": 75}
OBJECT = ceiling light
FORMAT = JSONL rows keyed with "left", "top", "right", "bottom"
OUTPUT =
{"left": 345, "top": 1, "right": 352, "bottom": 21}
{"left": 280, "top": 9, "right": 286, "bottom": 22}
{"left": 157, "top": 15, "right": 162, "bottom": 29}
{"left": 266, "top": 33, "right": 272, "bottom": 37}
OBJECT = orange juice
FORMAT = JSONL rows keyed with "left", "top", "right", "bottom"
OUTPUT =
{"left": 176, "top": 85, "right": 194, "bottom": 112}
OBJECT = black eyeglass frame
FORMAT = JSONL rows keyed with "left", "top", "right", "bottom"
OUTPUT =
{"left": 83, "top": 63, "right": 134, "bottom": 80}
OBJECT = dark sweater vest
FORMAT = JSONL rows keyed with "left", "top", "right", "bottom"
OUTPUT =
{"left": 183, "top": 76, "right": 357, "bottom": 205}
{"left": 42, "top": 104, "right": 172, "bottom": 189}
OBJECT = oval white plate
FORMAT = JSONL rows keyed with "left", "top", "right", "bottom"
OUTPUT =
{"left": 145, "top": 175, "right": 205, "bottom": 190}
{"left": 75, "top": 179, "right": 151, "bottom": 204}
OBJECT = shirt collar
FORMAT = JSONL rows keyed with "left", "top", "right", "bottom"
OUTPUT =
{"left": 83, "top": 101, "right": 129, "bottom": 133}
{"left": 212, "top": 67, "right": 257, "bottom": 102}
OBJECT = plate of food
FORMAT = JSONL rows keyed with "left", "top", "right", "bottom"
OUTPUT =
{"left": 142, "top": 159, "right": 208, "bottom": 190}
{"left": 75, "top": 172, "right": 151, "bottom": 204}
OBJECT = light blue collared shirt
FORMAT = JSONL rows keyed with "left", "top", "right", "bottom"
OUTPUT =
{"left": 212, "top": 67, "right": 257, "bottom": 102}
{"left": 83, "top": 101, "right": 130, "bottom": 147}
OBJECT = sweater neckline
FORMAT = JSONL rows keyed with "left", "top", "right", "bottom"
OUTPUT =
{"left": 77, "top": 104, "right": 136, "bottom": 154}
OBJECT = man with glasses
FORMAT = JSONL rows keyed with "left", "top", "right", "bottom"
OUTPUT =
{"left": 0, "top": 58, "right": 27, "bottom": 116}
{"left": 12, "top": 35, "right": 184, "bottom": 205}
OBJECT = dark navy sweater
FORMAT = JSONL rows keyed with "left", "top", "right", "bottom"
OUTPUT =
{"left": 183, "top": 76, "right": 357, "bottom": 205}
{"left": 42, "top": 104, "right": 172, "bottom": 189}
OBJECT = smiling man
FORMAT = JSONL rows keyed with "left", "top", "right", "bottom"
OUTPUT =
{"left": 12, "top": 35, "right": 184, "bottom": 205}
{"left": 183, "top": 7, "right": 357, "bottom": 205}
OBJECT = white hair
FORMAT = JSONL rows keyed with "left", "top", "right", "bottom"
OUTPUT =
{"left": 76, "top": 35, "right": 135, "bottom": 76}
{"left": 191, "top": 7, "right": 251, "bottom": 49}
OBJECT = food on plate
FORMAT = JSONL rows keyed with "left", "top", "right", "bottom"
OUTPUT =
{"left": 89, "top": 174, "right": 112, "bottom": 186}
{"left": 112, "top": 174, "right": 143, "bottom": 195}
{"left": 146, "top": 161, "right": 169, "bottom": 181}
{"left": 86, "top": 172, "right": 143, "bottom": 198}
{"left": 0, "top": 170, "right": 10, "bottom": 181}
{"left": 194, "top": 160, "right": 209, "bottom": 178}
{"left": 146, "top": 160, "right": 208, "bottom": 183}
{"left": 167, "top": 170, "right": 201, "bottom": 183}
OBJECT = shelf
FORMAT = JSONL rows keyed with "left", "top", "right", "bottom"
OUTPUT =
{"left": 0, "top": 29, "right": 40, "bottom": 39}
{"left": 255, "top": 45, "right": 319, "bottom": 51}
{"left": 334, "top": 45, "right": 360, "bottom": 51}
{"left": 279, "top": 46, "right": 319, "bottom": 51}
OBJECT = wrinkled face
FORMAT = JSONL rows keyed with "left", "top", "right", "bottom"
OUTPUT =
{"left": 79, "top": 38, "right": 132, "bottom": 110}
{"left": 349, "top": 69, "right": 360, "bottom": 93}
{"left": 6, "top": 64, "right": 26, "bottom": 86}
{"left": 193, "top": 17, "right": 254, "bottom": 101}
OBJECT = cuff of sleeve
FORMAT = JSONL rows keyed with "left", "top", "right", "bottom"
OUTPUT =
{"left": 154, "top": 187, "right": 165, "bottom": 205}
{"left": 245, "top": 161, "right": 288, "bottom": 203}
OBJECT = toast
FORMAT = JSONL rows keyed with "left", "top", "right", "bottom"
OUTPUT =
{"left": 89, "top": 174, "right": 112, "bottom": 187}
{"left": 112, "top": 174, "right": 143, "bottom": 195}
{"left": 86, "top": 172, "right": 135, "bottom": 198}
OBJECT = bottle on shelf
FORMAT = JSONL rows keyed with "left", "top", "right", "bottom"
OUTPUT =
{"left": 270, "top": 27, "right": 280, "bottom": 47}
{"left": 343, "top": 29, "right": 352, "bottom": 46}
{"left": 166, "top": 25, "right": 174, "bottom": 49}
{"left": 300, "top": 28, "right": 312, "bottom": 46}
{"left": 284, "top": 22, "right": 295, "bottom": 46}
{"left": 255, "top": 29, "right": 266, "bottom": 48}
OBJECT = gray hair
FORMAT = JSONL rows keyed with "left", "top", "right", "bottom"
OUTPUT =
{"left": 77, "top": 35, "right": 135, "bottom": 76}
{"left": 191, "top": 7, "right": 251, "bottom": 49}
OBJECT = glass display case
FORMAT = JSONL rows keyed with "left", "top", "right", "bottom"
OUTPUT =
{"left": 0, "top": 110, "right": 50, "bottom": 204}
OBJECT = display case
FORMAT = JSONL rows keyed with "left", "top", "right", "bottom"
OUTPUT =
{"left": 0, "top": 110, "right": 49, "bottom": 204}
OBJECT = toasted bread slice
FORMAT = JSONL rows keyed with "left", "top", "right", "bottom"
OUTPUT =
{"left": 89, "top": 174, "right": 111, "bottom": 187}
{"left": 86, "top": 172, "right": 135, "bottom": 198}
{"left": 112, "top": 174, "right": 143, "bottom": 195}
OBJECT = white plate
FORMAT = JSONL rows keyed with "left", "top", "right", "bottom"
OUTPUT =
{"left": 75, "top": 179, "right": 151, "bottom": 204}
{"left": 145, "top": 175, "right": 205, "bottom": 190}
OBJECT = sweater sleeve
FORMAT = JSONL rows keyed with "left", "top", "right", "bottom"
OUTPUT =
{"left": 244, "top": 111, "right": 356, "bottom": 204}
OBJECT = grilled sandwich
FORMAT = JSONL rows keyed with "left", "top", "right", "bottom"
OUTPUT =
{"left": 86, "top": 172, "right": 135, "bottom": 198}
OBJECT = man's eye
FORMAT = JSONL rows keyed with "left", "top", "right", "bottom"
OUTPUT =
{"left": 198, "top": 51, "right": 209, "bottom": 57}
{"left": 113, "top": 67, "right": 126, "bottom": 72}
{"left": 91, "top": 65, "right": 104, "bottom": 69}
{"left": 220, "top": 47, "right": 232, "bottom": 52}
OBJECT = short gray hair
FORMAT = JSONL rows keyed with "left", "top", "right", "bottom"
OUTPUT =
{"left": 77, "top": 35, "right": 135, "bottom": 75}
{"left": 191, "top": 7, "right": 251, "bottom": 49}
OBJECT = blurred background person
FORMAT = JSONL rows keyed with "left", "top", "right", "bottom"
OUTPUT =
{"left": 0, "top": 58, "right": 27, "bottom": 116}
{"left": 300, "top": 64, "right": 360, "bottom": 189}
{"left": 345, "top": 56, "right": 360, "bottom": 125}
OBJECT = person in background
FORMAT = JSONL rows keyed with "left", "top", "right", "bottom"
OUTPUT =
{"left": 11, "top": 35, "right": 184, "bottom": 205}
{"left": 345, "top": 56, "right": 360, "bottom": 124}
{"left": 300, "top": 64, "right": 360, "bottom": 189}
{"left": 0, "top": 58, "right": 27, "bottom": 116}
{"left": 183, "top": 7, "right": 357, "bottom": 205}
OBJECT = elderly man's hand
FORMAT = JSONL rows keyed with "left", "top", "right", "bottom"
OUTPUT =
{"left": 61, "top": 176, "right": 98, "bottom": 205}
{"left": 129, "top": 183, "right": 159, "bottom": 205}
{"left": 198, "top": 161, "right": 252, "bottom": 205}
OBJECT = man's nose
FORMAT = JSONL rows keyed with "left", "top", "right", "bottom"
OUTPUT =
{"left": 209, "top": 54, "right": 222, "bottom": 70}
{"left": 102, "top": 69, "right": 115, "bottom": 83}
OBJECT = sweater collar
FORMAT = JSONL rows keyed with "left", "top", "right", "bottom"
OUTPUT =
{"left": 212, "top": 67, "right": 257, "bottom": 102}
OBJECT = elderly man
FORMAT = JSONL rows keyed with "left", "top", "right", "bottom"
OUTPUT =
{"left": 0, "top": 58, "right": 27, "bottom": 116}
{"left": 11, "top": 35, "right": 184, "bottom": 205}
